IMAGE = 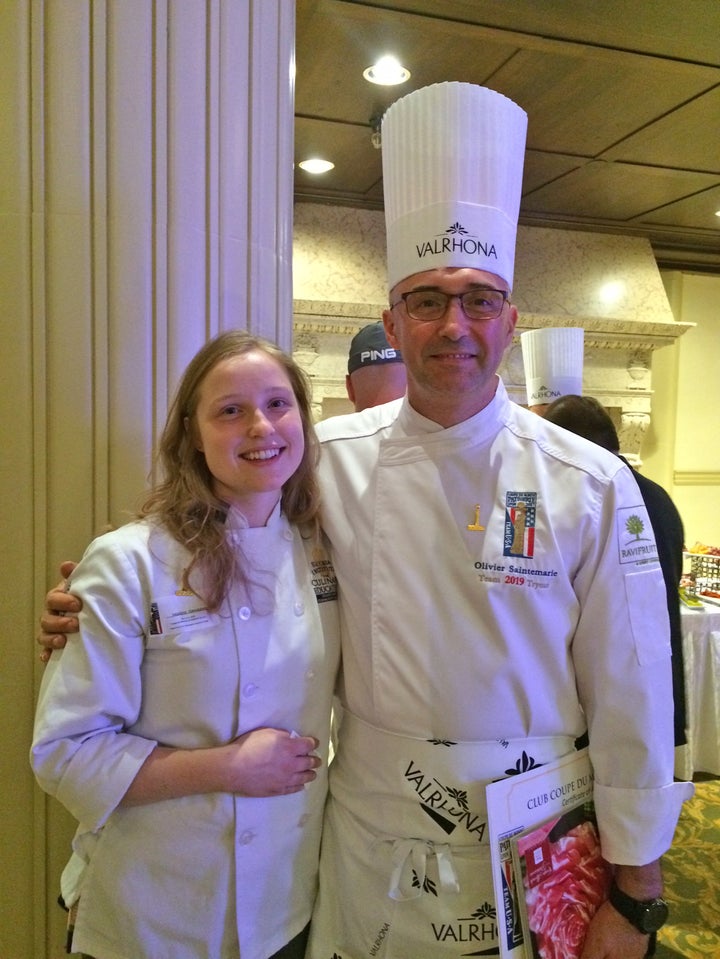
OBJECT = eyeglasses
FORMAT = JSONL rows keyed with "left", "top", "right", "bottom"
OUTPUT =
{"left": 391, "top": 288, "right": 510, "bottom": 322}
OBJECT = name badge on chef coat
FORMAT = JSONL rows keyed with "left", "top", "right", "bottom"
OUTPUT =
{"left": 150, "top": 593, "right": 213, "bottom": 635}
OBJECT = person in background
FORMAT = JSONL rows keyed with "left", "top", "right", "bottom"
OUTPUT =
{"left": 345, "top": 320, "right": 406, "bottom": 411}
{"left": 543, "top": 393, "right": 687, "bottom": 748}
{"left": 38, "top": 83, "right": 691, "bottom": 959}
{"left": 520, "top": 325, "right": 585, "bottom": 414}
{"left": 31, "top": 331, "right": 339, "bottom": 959}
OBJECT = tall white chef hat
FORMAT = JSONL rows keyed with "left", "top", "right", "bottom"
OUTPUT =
{"left": 521, "top": 327, "right": 585, "bottom": 407}
{"left": 381, "top": 82, "right": 528, "bottom": 291}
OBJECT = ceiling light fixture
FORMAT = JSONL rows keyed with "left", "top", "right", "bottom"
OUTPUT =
{"left": 363, "top": 55, "right": 410, "bottom": 86}
{"left": 370, "top": 112, "right": 383, "bottom": 150}
{"left": 298, "top": 158, "right": 335, "bottom": 174}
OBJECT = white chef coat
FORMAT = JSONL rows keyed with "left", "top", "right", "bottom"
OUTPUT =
{"left": 307, "top": 379, "right": 692, "bottom": 958}
{"left": 31, "top": 504, "right": 340, "bottom": 959}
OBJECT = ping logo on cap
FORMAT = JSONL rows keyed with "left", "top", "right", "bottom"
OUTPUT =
{"left": 360, "top": 347, "right": 399, "bottom": 365}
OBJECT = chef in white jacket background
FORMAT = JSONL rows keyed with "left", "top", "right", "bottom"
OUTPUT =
{"left": 307, "top": 82, "right": 692, "bottom": 959}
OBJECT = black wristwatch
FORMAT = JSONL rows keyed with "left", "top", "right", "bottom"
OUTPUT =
{"left": 608, "top": 880, "right": 669, "bottom": 934}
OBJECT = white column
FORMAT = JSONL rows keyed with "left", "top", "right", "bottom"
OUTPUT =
{"left": 0, "top": 2, "right": 295, "bottom": 954}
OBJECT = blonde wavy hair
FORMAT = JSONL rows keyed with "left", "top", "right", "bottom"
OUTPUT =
{"left": 138, "top": 330, "right": 321, "bottom": 610}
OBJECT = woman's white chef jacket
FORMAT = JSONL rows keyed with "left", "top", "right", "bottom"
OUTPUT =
{"left": 307, "top": 379, "right": 692, "bottom": 958}
{"left": 31, "top": 505, "right": 340, "bottom": 959}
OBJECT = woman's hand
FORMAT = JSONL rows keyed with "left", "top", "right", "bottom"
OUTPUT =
{"left": 219, "top": 728, "right": 322, "bottom": 796}
{"left": 121, "top": 729, "right": 322, "bottom": 805}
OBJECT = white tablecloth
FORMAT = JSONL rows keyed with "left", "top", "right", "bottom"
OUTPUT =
{"left": 674, "top": 604, "right": 720, "bottom": 779}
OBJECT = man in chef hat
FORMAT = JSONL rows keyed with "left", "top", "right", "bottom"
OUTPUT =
{"left": 38, "top": 82, "right": 689, "bottom": 959}
{"left": 308, "top": 82, "right": 689, "bottom": 959}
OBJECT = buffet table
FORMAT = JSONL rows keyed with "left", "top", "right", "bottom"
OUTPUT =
{"left": 674, "top": 604, "right": 720, "bottom": 780}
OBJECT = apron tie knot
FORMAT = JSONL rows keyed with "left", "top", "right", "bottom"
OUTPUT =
{"left": 386, "top": 838, "right": 460, "bottom": 901}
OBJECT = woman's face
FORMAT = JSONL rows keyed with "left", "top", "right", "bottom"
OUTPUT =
{"left": 192, "top": 350, "right": 305, "bottom": 526}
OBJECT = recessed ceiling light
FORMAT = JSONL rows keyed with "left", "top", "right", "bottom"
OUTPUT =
{"left": 298, "top": 158, "right": 335, "bottom": 174}
{"left": 363, "top": 55, "right": 410, "bottom": 86}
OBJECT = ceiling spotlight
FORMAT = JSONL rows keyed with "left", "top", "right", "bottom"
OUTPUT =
{"left": 363, "top": 55, "right": 410, "bottom": 86}
{"left": 298, "top": 158, "right": 335, "bottom": 175}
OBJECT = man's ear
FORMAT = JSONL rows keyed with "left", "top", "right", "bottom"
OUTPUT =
{"left": 505, "top": 303, "right": 519, "bottom": 344}
{"left": 382, "top": 308, "right": 399, "bottom": 350}
{"left": 345, "top": 374, "right": 356, "bottom": 405}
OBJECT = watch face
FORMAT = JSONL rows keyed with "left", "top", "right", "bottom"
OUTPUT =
{"left": 639, "top": 900, "right": 669, "bottom": 933}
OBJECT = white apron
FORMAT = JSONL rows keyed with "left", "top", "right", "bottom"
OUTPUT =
{"left": 309, "top": 713, "right": 574, "bottom": 958}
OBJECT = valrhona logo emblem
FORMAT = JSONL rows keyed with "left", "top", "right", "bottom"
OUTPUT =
{"left": 528, "top": 383, "right": 563, "bottom": 403}
{"left": 404, "top": 760, "right": 487, "bottom": 840}
{"left": 415, "top": 222, "right": 498, "bottom": 261}
{"left": 432, "top": 902, "right": 498, "bottom": 954}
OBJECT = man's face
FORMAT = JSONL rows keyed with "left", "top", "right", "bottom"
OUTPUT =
{"left": 382, "top": 267, "right": 517, "bottom": 426}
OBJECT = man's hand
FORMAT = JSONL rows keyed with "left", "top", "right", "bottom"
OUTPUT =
{"left": 37, "top": 560, "right": 80, "bottom": 661}
{"left": 580, "top": 861, "right": 662, "bottom": 959}
{"left": 580, "top": 899, "right": 651, "bottom": 959}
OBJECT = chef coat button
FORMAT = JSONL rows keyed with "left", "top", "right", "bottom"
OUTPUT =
{"left": 293, "top": 601, "right": 305, "bottom": 616}
{"left": 243, "top": 683, "right": 258, "bottom": 698}
{"left": 306, "top": 669, "right": 315, "bottom": 680}
{"left": 298, "top": 813, "right": 311, "bottom": 827}
{"left": 238, "top": 830, "right": 256, "bottom": 845}
{"left": 237, "top": 606, "right": 251, "bottom": 621}
{"left": 283, "top": 529, "right": 293, "bottom": 541}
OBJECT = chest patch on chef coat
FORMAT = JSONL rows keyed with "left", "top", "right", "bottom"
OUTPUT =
{"left": 310, "top": 549, "right": 338, "bottom": 603}
{"left": 503, "top": 492, "right": 537, "bottom": 559}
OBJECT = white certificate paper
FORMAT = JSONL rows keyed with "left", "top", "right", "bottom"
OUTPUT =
{"left": 486, "top": 748, "right": 595, "bottom": 959}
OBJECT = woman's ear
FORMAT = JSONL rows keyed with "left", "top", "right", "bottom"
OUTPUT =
{"left": 184, "top": 416, "right": 203, "bottom": 452}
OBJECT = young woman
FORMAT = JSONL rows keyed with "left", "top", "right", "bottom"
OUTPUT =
{"left": 31, "top": 331, "right": 340, "bottom": 959}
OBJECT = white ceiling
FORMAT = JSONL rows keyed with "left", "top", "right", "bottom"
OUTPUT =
{"left": 295, "top": 0, "right": 720, "bottom": 273}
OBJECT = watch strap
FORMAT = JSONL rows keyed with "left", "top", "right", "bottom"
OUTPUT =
{"left": 609, "top": 880, "right": 668, "bottom": 933}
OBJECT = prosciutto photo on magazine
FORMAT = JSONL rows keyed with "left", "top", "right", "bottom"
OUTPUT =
{"left": 512, "top": 804, "right": 612, "bottom": 959}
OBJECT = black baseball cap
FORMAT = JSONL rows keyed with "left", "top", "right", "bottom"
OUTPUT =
{"left": 347, "top": 322, "right": 403, "bottom": 374}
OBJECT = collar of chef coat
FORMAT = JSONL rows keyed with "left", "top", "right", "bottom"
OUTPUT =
{"left": 394, "top": 374, "right": 507, "bottom": 442}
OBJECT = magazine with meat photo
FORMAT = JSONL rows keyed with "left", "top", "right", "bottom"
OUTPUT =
{"left": 511, "top": 803, "right": 612, "bottom": 959}
{"left": 486, "top": 748, "right": 610, "bottom": 959}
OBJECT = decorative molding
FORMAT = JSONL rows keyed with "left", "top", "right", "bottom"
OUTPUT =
{"left": 674, "top": 471, "right": 720, "bottom": 486}
{"left": 294, "top": 299, "right": 384, "bottom": 327}
{"left": 293, "top": 300, "right": 694, "bottom": 351}
{"left": 292, "top": 299, "right": 695, "bottom": 463}
{"left": 515, "top": 314, "right": 694, "bottom": 351}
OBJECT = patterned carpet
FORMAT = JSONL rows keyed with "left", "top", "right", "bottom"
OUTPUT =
{"left": 656, "top": 778, "right": 720, "bottom": 958}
